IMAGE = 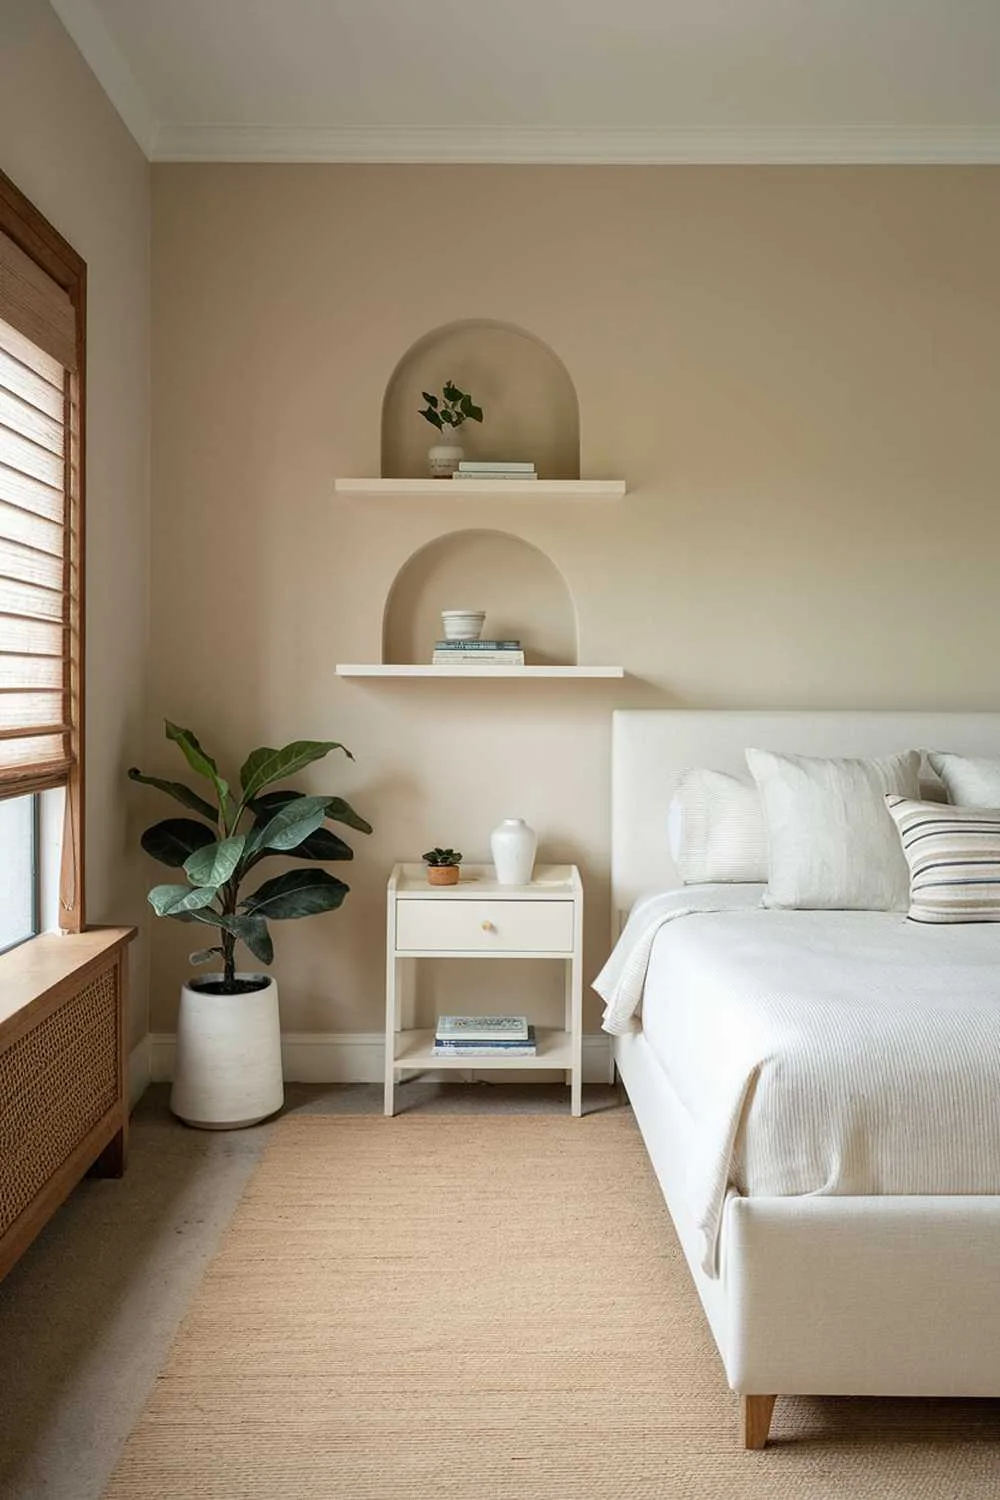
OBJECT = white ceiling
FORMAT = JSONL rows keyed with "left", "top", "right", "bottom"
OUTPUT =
{"left": 50, "top": 0, "right": 1000, "bottom": 162}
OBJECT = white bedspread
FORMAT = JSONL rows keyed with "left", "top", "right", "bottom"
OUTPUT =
{"left": 593, "top": 886, "right": 1000, "bottom": 1275}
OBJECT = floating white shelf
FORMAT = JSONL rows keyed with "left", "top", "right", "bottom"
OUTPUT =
{"left": 336, "top": 664, "right": 624, "bottom": 679}
{"left": 335, "top": 478, "right": 626, "bottom": 501}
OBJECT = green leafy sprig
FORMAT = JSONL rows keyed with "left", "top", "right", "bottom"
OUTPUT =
{"left": 419, "top": 382, "right": 483, "bottom": 432}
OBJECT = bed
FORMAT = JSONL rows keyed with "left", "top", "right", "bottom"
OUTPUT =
{"left": 602, "top": 710, "right": 1000, "bottom": 1449}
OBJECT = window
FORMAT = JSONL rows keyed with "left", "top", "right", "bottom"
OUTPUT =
{"left": 0, "top": 793, "right": 38, "bottom": 952}
{"left": 0, "top": 169, "right": 85, "bottom": 938}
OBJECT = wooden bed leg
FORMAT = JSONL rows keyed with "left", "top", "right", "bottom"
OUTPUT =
{"left": 740, "top": 1394, "right": 776, "bottom": 1450}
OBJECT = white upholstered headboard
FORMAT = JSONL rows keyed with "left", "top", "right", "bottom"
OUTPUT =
{"left": 611, "top": 710, "right": 1000, "bottom": 927}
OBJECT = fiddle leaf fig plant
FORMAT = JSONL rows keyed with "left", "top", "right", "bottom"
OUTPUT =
{"left": 131, "top": 721, "right": 373, "bottom": 993}
{"left": 419, "top": 381, "right": 483, "bottom": 431}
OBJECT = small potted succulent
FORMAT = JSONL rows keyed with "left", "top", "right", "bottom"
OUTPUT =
{"left": 419, "top": 381, "right": 483, "bottom": 477}
{"left": 422, "top": 847, "right": 463, "bottom": 886}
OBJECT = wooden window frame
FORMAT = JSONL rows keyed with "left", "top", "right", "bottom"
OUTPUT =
{"left": 0, "top": 169, "right": 86, "bottom": 933}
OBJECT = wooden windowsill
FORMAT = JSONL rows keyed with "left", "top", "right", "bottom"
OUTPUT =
{"left": 0, "top": 927, "right": 136, "bottom": 1032}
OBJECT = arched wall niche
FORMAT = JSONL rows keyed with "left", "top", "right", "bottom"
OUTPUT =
{"left": 382, "top": 529, "right": 579, "bottom": 666}
{"left": 381, "top": 320, "right": 580, "bottom": 479}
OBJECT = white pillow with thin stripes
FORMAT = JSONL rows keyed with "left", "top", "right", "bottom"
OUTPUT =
{"left": 670, "top": 769, "right": 768, "bottom": 884}
{"left": 928, "top": 754, "right": 1000, "bottom": 808}
{"left": 745, "top": 748, "right": 921, "bottom": 910}
{"left": 885, "top": 794, "right": 1000, "bottom": 924}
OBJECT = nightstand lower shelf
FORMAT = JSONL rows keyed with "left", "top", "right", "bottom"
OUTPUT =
{"left": 393, "top": 1027, "right": 574, "bottom": 1070}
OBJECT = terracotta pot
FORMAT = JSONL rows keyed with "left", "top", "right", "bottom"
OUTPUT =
{"left": 426, "top": 865, "right": 460, "bottom": 885}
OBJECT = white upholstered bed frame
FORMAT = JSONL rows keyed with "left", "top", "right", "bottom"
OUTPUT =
{"left": 610, "top": 710, "right": 1000, "bottom": 1449}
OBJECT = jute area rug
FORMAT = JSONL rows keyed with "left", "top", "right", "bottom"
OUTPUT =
{"left": 105, "top": 1112, "right": 1000, "bottom": 1499}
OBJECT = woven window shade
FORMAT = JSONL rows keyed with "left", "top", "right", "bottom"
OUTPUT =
{"left": 0, "top": 230, "right": 76, "bottom": 373}
{"left": 0, "top": 307, "right": 75, "bottom": 797}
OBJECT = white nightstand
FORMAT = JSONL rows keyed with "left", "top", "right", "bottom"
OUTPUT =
{"left": 385, "top": 863, "right": 584, "bottom": 1117}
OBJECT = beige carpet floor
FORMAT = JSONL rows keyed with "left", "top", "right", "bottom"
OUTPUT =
{"left": 104, "top": 1112, "right": 1000, "bottom": 1499}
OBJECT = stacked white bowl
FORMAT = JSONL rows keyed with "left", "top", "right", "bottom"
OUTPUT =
{"left": 441, "top": 610, "right": 486, "bottom": 641}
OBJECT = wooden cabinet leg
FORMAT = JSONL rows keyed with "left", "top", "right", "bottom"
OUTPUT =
{"left": 740, "top": 1394, "right": 776, "bottom": 1450}
{"left": 89, "top": 1122, "right": 127, "bottom": 1179}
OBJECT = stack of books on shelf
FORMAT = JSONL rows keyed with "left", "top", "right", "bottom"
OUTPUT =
{"left": 433, "top": 1015, "right": 537, "bottom": 1057}
{"left": 432, "top": 639, "right": 525, "bottom": 666}
{"left": 452, "top": 461, "right": 537, "bottom": 481}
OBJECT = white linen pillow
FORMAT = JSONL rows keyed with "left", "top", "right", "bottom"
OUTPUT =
{"left": 745, "top": 748, "right": 921, "bottom": 910}
{"left": 669, "top": 769, "right": 768, "bottom": 884}
{"left": 928, "top": 753, "right": 1000, "bottom": 807}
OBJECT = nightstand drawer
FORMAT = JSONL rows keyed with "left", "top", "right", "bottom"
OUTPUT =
{"left": 395, "top": 899, "right": 575, "bottom": 954}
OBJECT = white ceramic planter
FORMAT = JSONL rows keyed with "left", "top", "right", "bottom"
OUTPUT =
{"left": 441, "top": 609, "right": 486, "bottom": 641}
{"left": 490, "top": 818, "right": 538, "bottom": 886}
{"left": 428, "top": 442, "right": 464, "bottom": 478}
{"left": 170, "top": 974, "right": 283, "bottom": 1130}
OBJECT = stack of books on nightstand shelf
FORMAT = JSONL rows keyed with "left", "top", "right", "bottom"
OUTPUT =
{"left": 452, "top": 461, "right": 537, "bottom": 481}
{"left": 431, "top": 639, "right": 525, "bottom": 665}
{"left": 433, "top": 1015, "right": 537, "bottom": 1056}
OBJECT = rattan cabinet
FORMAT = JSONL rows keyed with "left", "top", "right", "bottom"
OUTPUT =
{"left": 0, "top": 928, "right": 134, "bottom": 1281}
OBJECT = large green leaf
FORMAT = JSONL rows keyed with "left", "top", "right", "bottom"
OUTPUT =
{"left": 217, "top": 913, "right": 274, "bottom": 965}
{"left": 128, "top": 768, "right": 218, "bottom": 823}
{"left": 250, "top": 795, "right": 330, "bottom": 856}
{"left": 289, "top": 827, "right": 353, "bottom": 861}
{"left": 239, "top": 740, "right": 350, "bottom": 801}
{"left": 241, "top": 868, "right": 349, "bottom": 920}
{"left": 249, "top": 789, "right": 372, "bottom": 837}
{"left": 322, "top": 796, "right": 372, "bottom": 835}
{"left": 165, "top": 721, "right": 230, "bottom": 806}
{"left": 148, "top": 883, "right": 218, "bottom": 917}
{"left": 183, "top": 834, "right": 246, "bottom": 890}
{"left": 140, "top": 818, "right": 216, "bottom": 869}
{"left": 246, "top": 793, "right": 354, "bottom": 864}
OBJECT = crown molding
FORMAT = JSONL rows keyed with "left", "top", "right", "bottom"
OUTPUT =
{"left": 49, "top": 0, "right": 158, "bottom": 157}
{"left": 151, "top": 121, "right": 1000, "bottom": 166}
{"left": 40, "top": 5, "right": 1000, "bottom": 171}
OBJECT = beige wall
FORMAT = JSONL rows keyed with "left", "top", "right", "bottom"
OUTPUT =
{"left": 149, "top": 163, "right": 1000, "bottom": 1035}
{"left": 1, "top": 0, "right": 151, "bottom": 1044}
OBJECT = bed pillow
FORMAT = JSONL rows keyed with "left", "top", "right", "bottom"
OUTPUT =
{"left": 885, "top": 794, "right": 1000, "bottom": 924}
{"left": 927, "top": 754, "right": 1000, "bottom": 808}
{"left": 745, "top": 748, "right": 920, "bottom": 910}
{"left": 669, "top": 769, "right": 768, "bottom": 884}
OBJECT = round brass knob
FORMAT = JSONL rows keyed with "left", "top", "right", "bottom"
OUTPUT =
{"left": 481, "top": 920, "right": 496, "bottom": 932}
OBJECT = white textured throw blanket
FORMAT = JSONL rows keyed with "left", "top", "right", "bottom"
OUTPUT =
{"left": 594, "top": 887, "right": 1000, "bottom": 1275}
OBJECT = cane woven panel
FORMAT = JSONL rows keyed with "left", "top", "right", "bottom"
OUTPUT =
{"left": 0, "top": 965, "right": 118, "bottom": 1237}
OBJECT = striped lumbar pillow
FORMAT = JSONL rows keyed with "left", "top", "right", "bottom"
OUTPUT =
{"left": 885, "top": 794, "right": 1000, "bottom": 923}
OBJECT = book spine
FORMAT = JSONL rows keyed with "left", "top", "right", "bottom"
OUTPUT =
{"left": 432, "top": 654, "right": 525, "bottom": 666}
{"left": 434, "top": 1036, "right": 533, "bottom": 1049}
{"left": 452, "top": 473, "right": 538, "bottom": 481}
{"left": 436, "top": 1024, "right": 530, "bottom": 1040}
{"left": 437, "top": 1015, "right": 529, "bottom": 1032}
{"left": 434, "top": 640, "right": 522, "bottom": 650}
{"left": 458, "top": 462, "right": 535, "bottom": 472}
{"left": 433, "top": 1046, "right": 538, "bottom": 1057}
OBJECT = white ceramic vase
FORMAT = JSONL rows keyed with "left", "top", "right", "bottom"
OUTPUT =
{"left": 170, "top": 974, "right": 284, "bottom": 1130}
{"left": 428, "top": 441, "right": 464, "bottom": 478}
{"left": 490, "top": 818, "right": 537, "bottom": 886}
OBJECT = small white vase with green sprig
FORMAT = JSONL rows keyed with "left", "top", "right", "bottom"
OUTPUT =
{"left": 420, "top": 382, "right": 484, "bottom": 477}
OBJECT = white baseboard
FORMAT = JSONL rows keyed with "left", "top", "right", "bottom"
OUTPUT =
{"left": 148, "top": 1031, "right": 613, "bottom": 1085}
{"left": 128, "top": 1035, "right": 151, "bottom": 1109}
